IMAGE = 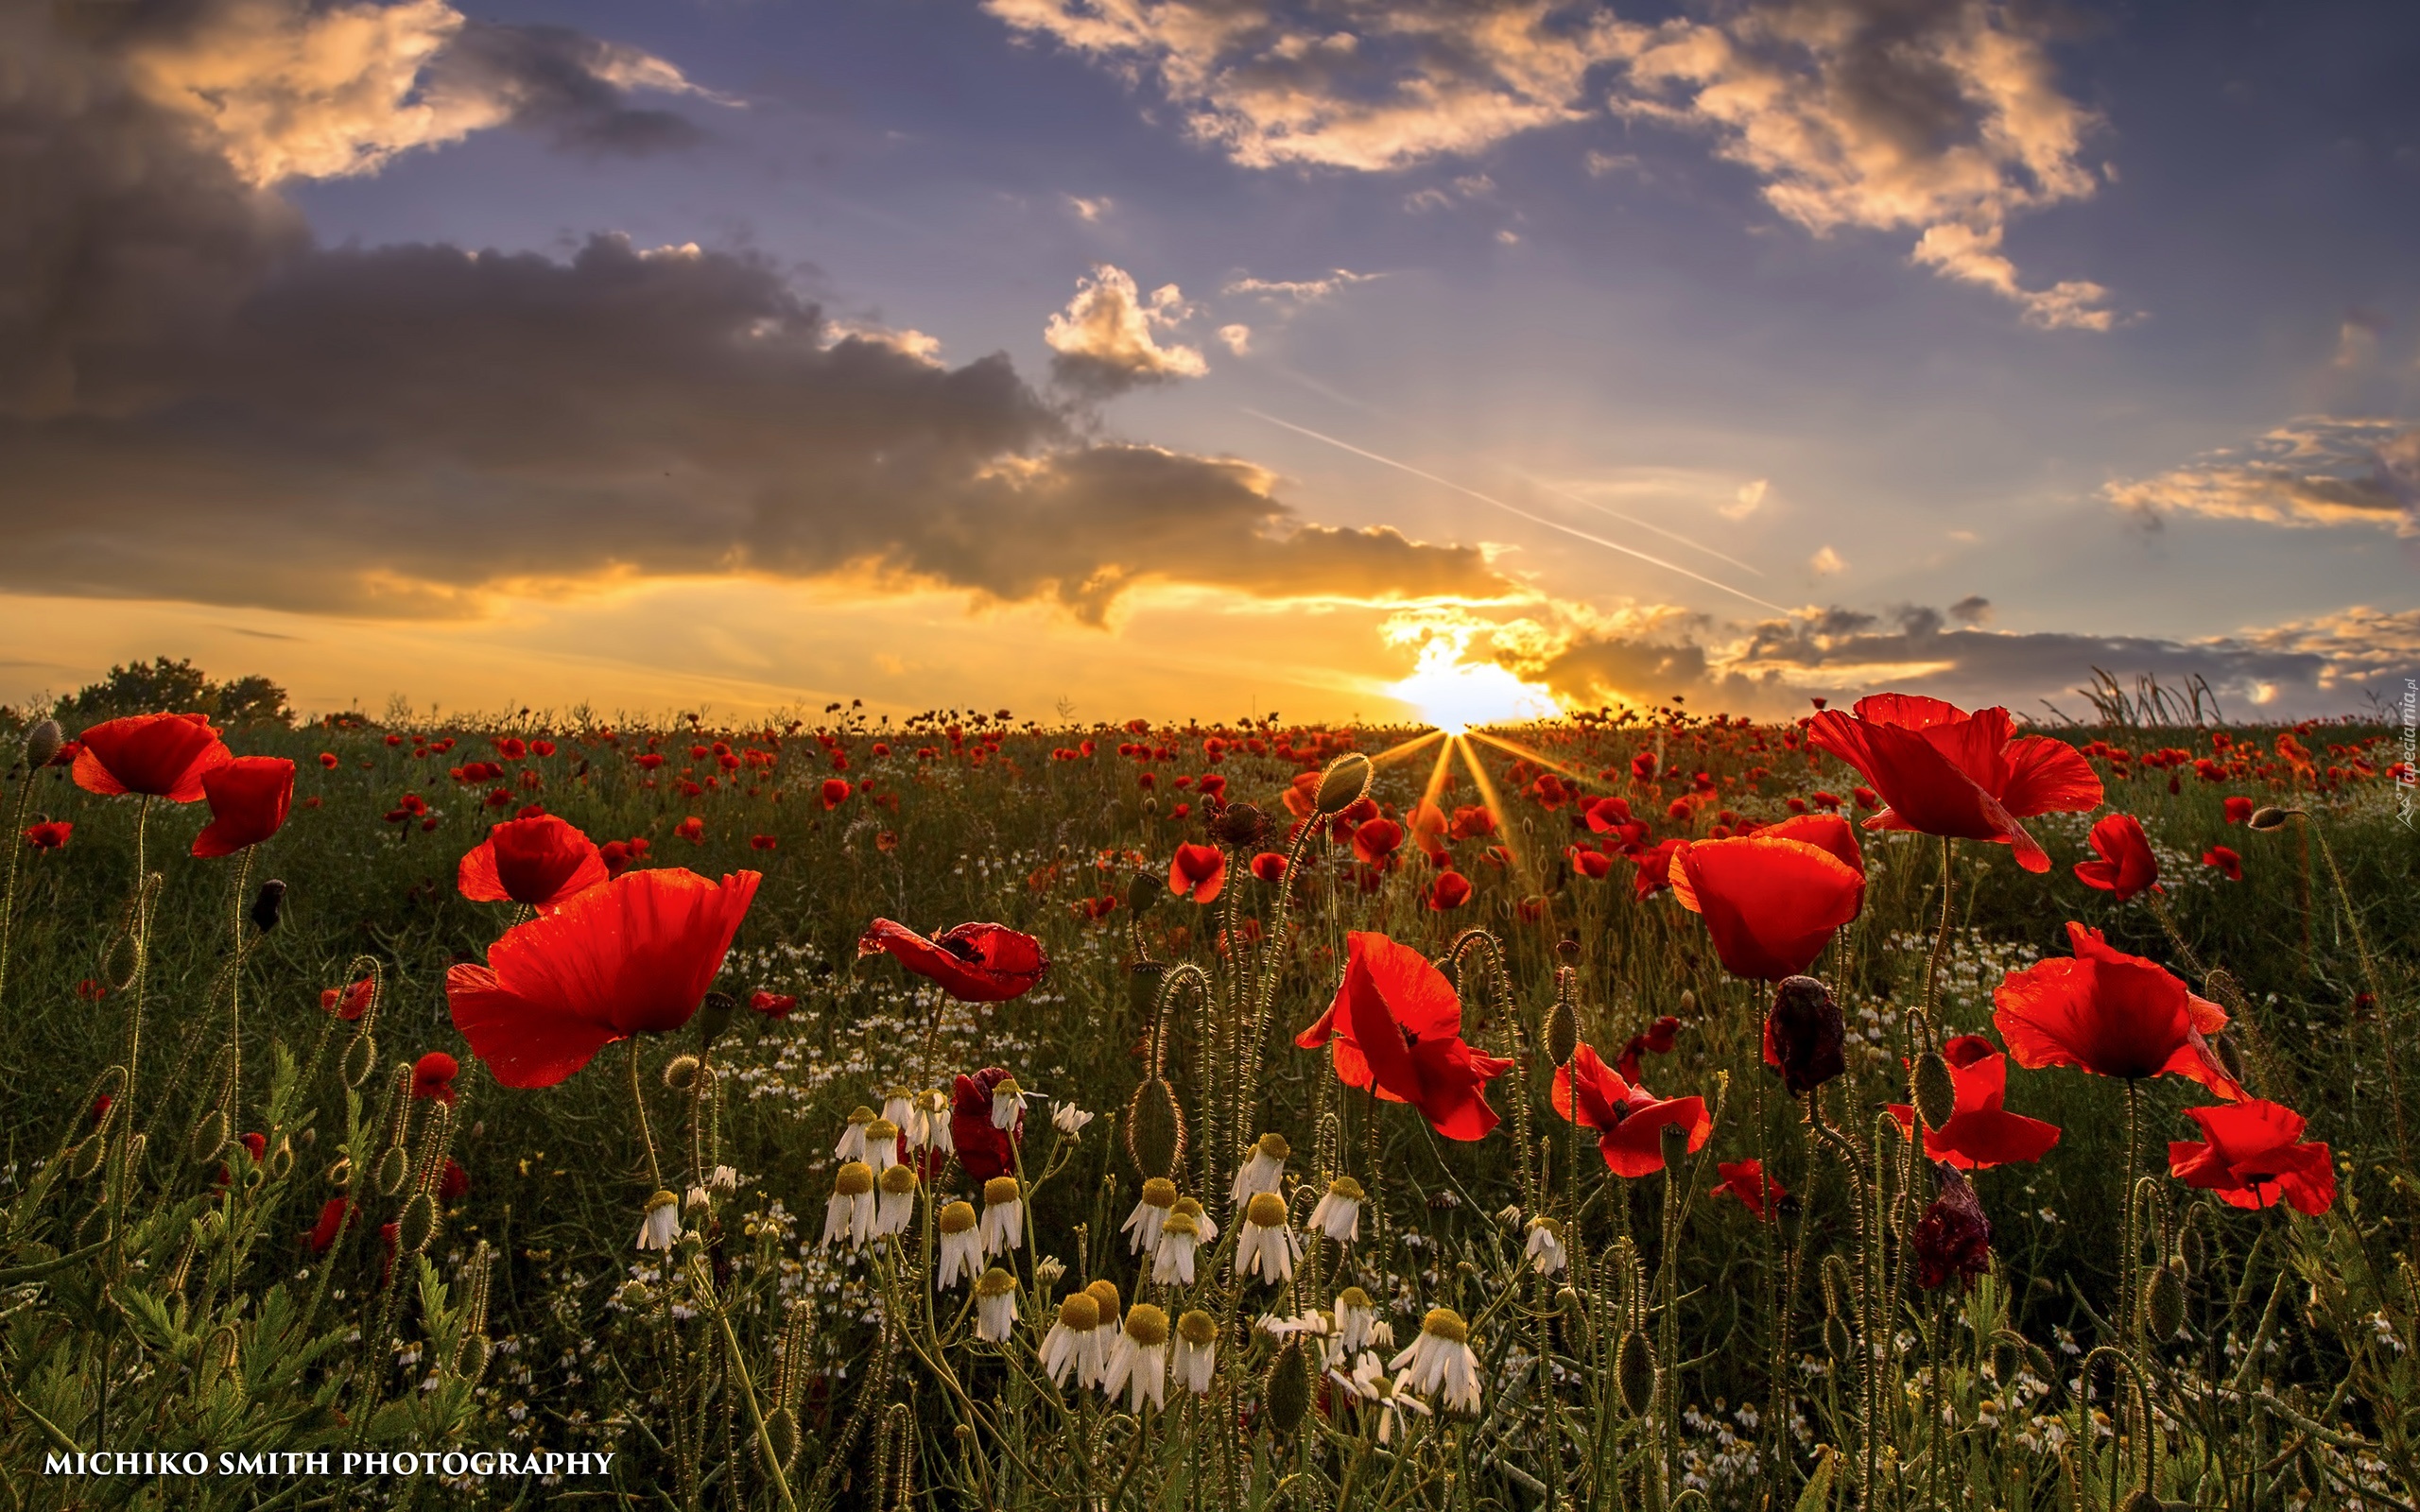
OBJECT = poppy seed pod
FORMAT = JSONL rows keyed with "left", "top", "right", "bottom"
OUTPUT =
{"left": 696, "top": 991, "right": 736, "bottom": 1049}
{"left": 1911, "top": 1051, "right": 1958, "bottom": 1130}
{"left": 1657, "top": 1120, "right": 1691, "bottom": 1175}
{"left": 1209, "top": 802, "right": 1270, "bottom": 849}
{"left": 1763, "top": 976, "right": 1847, "bottom": 1094}
{"left": 1314, "top": 752, "right": 1374, "bottom": 816}
{"left": 22, "top": 720, "right": 62, "bottom": 771}
{"left": 2246, "top": 806, "right": 2291, "bottom": 832}
{"left": 2142, "top": 1262, "right": 2185, "bottom": 1340}
{"left": 1264, "top": 1337, "right": 1310, "bottom": 1435}
{"left": 1126, "top": 869, "right": 1163, "bottom": 916}
{"left": 249, "top": 879, "right": 286, "bottom": 934}
{"left": 1615, "top": 1330, "right": 1657, "bottom": 1416}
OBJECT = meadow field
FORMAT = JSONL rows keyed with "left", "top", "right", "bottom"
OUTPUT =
{"left": 0, "top": 686, "right": 2411, "bottom": 1510}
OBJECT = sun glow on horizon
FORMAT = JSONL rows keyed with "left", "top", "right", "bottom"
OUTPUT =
{"left": 1384, "top": 640, "right": 1562, "bottom": 734}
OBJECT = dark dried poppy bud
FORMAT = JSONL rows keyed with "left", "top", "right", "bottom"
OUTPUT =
{"left": 1763, "top": 976, "right": 1846, "bottom": 1094}
{"left": 2246, "top": 806, "right": 2291, "bottom": 832}
{"left": 1615, "top": 1330, "right": 1656, "bottom": 1415}
{"left": 1913, "top": 1162, "right": 1992, "bottom": 1291}
{"left": 248, "top": 879, "right": 286, "bottom": 934}
{"left": 23, "top": 720, "right": 62, "bottom": 771}
{"left": 1209, "top": 802, "right": 1269, "bottom": 849}
{"left": 1314, "top": 752, "right": 1373, "bottom": 815}
{"left": 1911, "top": 1051, "right": 1957, "bottom": 1130}
{"left": 1264, "top": 1337, "right": 1310, "bottom": 1434}
{"left": 2142, "top": 1262, "right": 2185, "bottom": 1340}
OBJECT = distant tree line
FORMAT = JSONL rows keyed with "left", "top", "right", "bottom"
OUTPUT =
{"left": 57, "top": 657, "right": 292, "bottom": 727}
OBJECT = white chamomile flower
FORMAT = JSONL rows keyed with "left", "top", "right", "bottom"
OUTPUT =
{"left": 1102, "top": 1303, "right": 1169, "bottom": 1412}
{"left": 1152, "top": 1210, "right": 1201, "bottom": 1284}
{"left": 936, "top": 1200, "right": 983, "bottom": 1288}
{"left": 1334, "top": 1287, "right": 1377, "bottom": 1354}
{"left": 979, "top": 1176, "right": 1025, "bottom": 1256}
{"left": 1041, "top": 1294, "right": 1109, "bottom": 1389}
{"left": 635, "top": 1190, "right": 681, "bottom": 1253}
{"left": 916, "top": 1088, "right": 953, "bottom": 1153}
{"left": 874, "top": 1162, "right": 918, "bottom": 1237}
{"left": 821, "top": 1161, "right": 876, "bottom": 1248}
{"left": 991, "top": 1076, "right": 1026, "bottom": 1130}
{"left": 1392, "top": 1307, "right": 1481, "bottom": 1414}
{"left": 1124, "top": 1177, "right": 1179, "bottom": 1255}
{"left": 975, "top": 1267, "right": 1018, "bottom": 1343}
{"left": 863, "top": 1116, "right": 902, "bottom": 1172}
{"left": 1308, "top": 1177, "right": 1365, "bottom": 1243}
{"left": 1051, "top": 1102, "right": 1094, "bottom": 1137}
{"left": 1524, "top": 1215, "right": 1568, "bottom": 1277}
{"left": 1230, "top": 1132, "right": 1290, "bottom": 1206}
{"left": 1173, "top": 1309, "right": 1219, "bottom": 1395}
{"left": 1235, "top": 1192, "right": 1299, "bottom": 1285}
{"left": 834, "top": 1107, "right": 874, "bottom": 1163}
{"left": 880, "top": 1086, "right": 914, "bottom": 1133}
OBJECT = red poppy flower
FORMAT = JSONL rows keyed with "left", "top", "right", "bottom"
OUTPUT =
{"left": 1670, "top": 834, "right": 1864, "bottom": 982}
{"left": 1599, "top": 1082, "right": 1712, "bottom": 1177}
{"left": 439, "top": 1159, "right": 471, "bottom": 1202}
{"left": 321, "top": 977, "right": 375, "bottom": 1020}
{"left": 600, "top": 837, "right": 648, "bottom": 878}
{"left": 1583, "top": 796, "right": 1633, "bottom": 833}
{"left": 411, "top": 1051, "right": 459, "bottom": 1104}
{"left": 1913, "top": 1164, "right": 1992, "bottom": 1290}
{"left": 1992, "top": 921, "right": 2239, "bottom": 1096}
{"left": 1629, "top": 839, "right": 1685, "bottom": 899}
{"left": 1426, "top": 870, "right": 1473, "bottom": 911}
{"left": 1631, "top": 751, "right": 1658, "bottom": 782}
{"left": 74, "top": 713, "right": 232, "bottom": 801}
{"left": 1806, "top": 695, "right": 2101, "bottom": 872}
{"left": 1250, "top": 851, "right": 1288, "bottom": 883}
{"left": 1550, "top": 1041, "right": 1629, "bottom": 1130}
{"left": 305, "top": 1197, "right": 354, "bottom": 1254}
{"left": 1616, "top": 1015, "right": 1681, "bottom": 1083}
{"left": 1449, "top": 805, "right": 1496, "bottom": 840}
{"left": 1294, "top": 931, "right": 1511, "bottom": 1141}
{"left": 674, "top": 816, "right": 705, "bottom": 844}
{"left": 1168, "top": 843, "right": 1227, "bottom": 903}
{"left": 1713, "top": 1160, "right": 1785, "bottom": 1220}
{"left": 1567, "top": 846, "right": 1614, "bottom": 881}
{"left": 1409, "top": 800, "right": 1450, "bottom": 862}
{"left": 1886, "top": 1035, "right": 2061, "bottom": 1170}
{"left": 750, "top": 834, "right": 777, "bottom": 851}
{"left": 2073, "top": 813, "right": 2160, "bottom": 902}
{"left": 2202, "top": 846, "right": 2242, "bottom": 881}
{"left": 458, "top": 815, "right": 610, "bottom": 911}
{"left": 1350, "top": 817, "right": 1403, "bottom": 867}
{"left": 446, "top": 868, "right": 761, "bottom": 1088}
{"left": 856, "top": 919, "right": 1048, "bottom": 1003}
{"left": 2167, "top": 1100, "right": 2333, "bottom": 1214}
{"left": 23, "top": 821, "right": 71, "bottom": 850}
{"left": 951, "top": 1066, "right": 1024, "bottom": 1181}
{"left": 2222, "top": 797, "right": 2255, "bottom": 826}
{"left": 821, "top": 778, "right": 852, "bottom": 810}
{"left": 749, "top": 989, "right": 797, "bottom": 1019}
{"left": 319, "top": 752, "right": 339, "bottom": 769}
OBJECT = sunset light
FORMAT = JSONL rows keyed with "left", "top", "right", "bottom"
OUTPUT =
{"left": 1384, "top": 642, "right": 1562, "bottom": 735}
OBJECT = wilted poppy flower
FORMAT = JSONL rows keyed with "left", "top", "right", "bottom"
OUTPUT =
{"left": 411, "top": 1051, "right": 459, "bottom": 1104}
{"left": 1912, "top": 1164, "right": 1991, "bottom": 1290}
{"left": 2202, "top": 846, "right": 2242, "bottom": 881}
{"left": 1671, "top": 834, "right": 1863, "bottom": 982}
{"left": 1426, "top": 871, "right": 1473, "bottom": 911}
{"left": 1713, "top": 1160, "right": 1785, "bottom": 1220}
{"left": 458, "top": 814, "right": 609, "bottom": 910}
{"left": 1250, "top": 851, "right": 1288, "bottom": 884}
{"left": 23, "top": 821, "right": 70, "bottom": 850}
{"left": 446, "top": 868, "right": 761, "bottom": 1088}
{"left": 951, "top": 1066, "right": 1023, "bottom": 1181}
{"left": 190, "top": 756, "right": 296, "bottom": 857}
{"left": 1168, "top": 843, "right": 1227, "bottom": 903}
{"left": 1806, "top": 695, "right": 2101, "bottom": 872}
{"left": 1993, "top": 921, "right": 2239, "bottom": 1097}
{"left": 1352, "top": 818, "right": 1404, "bottom": 867}
{"left": 321, "top": 977, "right": 375, "bottom": 1020}
{"left": 857, "top": 919, "right": 1047, "bottom": 1003}
{"left": 2168, "top": 1100, "right": 2333, "bottom": 1214}
{"left": 2222, "top": 797, "right": 2255, "bottom": 826}
{"left": 305, "top": 1197, "right": 354, "bottom": 1255}
{"left": 749, "top": 989, "right": 797, "bottom": 1019}
{"left": 1885, "top": 1035, "right": 2061, "bottom": 1170}
{"left": 1294, "top": 931, "right": 1511, "bottom": 1141}
{"left": 2073, "top": 814, "right": 2160, "bottom": 902}
{"left": 821, "top": 779, "right": 852, "bottom": 810}
{"left": 74, "top": 713, "right": 232, "bottom": 801}
{"left": 1763, "top": 976, "right": 1846, "bottom": 1094}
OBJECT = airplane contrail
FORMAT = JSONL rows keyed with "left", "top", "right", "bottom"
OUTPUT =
{"left": 1242, "top": 409, "right": 1790, "bottom": 614}
{"left": 1505, "top": 468, "right": 1768, "bottom": 578}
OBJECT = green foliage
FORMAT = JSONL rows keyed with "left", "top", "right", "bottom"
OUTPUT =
{"left": 57, "top": 656, "right": 292, "bottom": 728}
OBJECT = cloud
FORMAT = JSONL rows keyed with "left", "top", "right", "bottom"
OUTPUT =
{"left": 1528, "top": 601, "right": 2417, "bottom": 720}
{"left": 988, "top": 0, "right": 2114, "bottom": 324}
{"left": 2105, "top": 418, "right": 2420, "bottom": 534}
{"left": 1044, "top": 265, "right": 1210, "bottom": 396}
{"left": 1064, "top": 193, "right": 1114, "bottom": 221}
{"left": 0, "top": 5, "right": 1514, "bottom": 628}
{"left": 1722, "top": 478, "right": 1768, "bottom": 521}
{"left": 1218, "top": 323, "right": 1253, "bottom": 354}
{"left": 1223, "top": 269, "right": 1383, "bottom": 303}
{"left": 1808, "top": 544, "right": 1845, "bottom": 576}
{"left": 1947, "top": 593, "right": 1992, "bottom": 625}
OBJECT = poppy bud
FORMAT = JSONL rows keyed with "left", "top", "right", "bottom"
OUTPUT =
{"left": 1911, "top": 1052, "right": 1957, "bottom": 1130}
{"left": 1615, "top": 1330, "right": 1656, "bottom": 1416}
{"left": 267, "top": 1136, "right": 294, "bottom": 1179}
{"left": 22, "top": 719, "right": 62, "bottom": 771}
{"left": 2178, "top": 1224, "right": 2204, "bottom": 1280}
{"left": 375, "top": 1144, "right": 409, "bottom": 1197}
{"left": 188, "top": 1108, "right": 229, "bottom": 1163}
{"left": 398, "top": 1190, "right": 438, "bottom": 1256}
{"left": 70, "top": 1133, "right": 107, "bottom": 1180}
{"left": 248, "top": 879, "right": 286, "bottom": 934}
{"left": 1822, "top": 1254, "right": 1852, "bottom": 1319}
{"left": 1546, "top": 999, "right": 1579, "bottom": 1067}
{"left": 2246, "top": 806, "right": 2291, "bottom": 832}
{"left": 663, "top": 1054, "right": 701, "bottom": 1091}
{"left": 1677, "top": 988, "right": 1696, "bottom": 1015}
{"left": 454, "top": 1333, "right": 492, "bottom": 1383}
{"left": 1314, "top": 753, "right": 1373, "bottom": 816}
{"left": 1126, "top": 869, "right": 1163, "bottom": 916}
{"left": 2213, "top": 1034, "right": 2246, "bottom": 1083}
{"left": 1824, "top": 1314, "right": 1855, "bottom": 1364}
{"left": 696, "top": 990, "right": 735, "bottom": 1049}
{"left": 766, "top": 1406, "right": 800, "bottom": 1469}
{"left": 1264, "top": 1337, "right": 1310, "bottom": 1435}
{"left": 1763, "top": 976, "right": 1846, "bottom": 1094}
{"left": 2141, "top": 1262, "right": 2185, "bottom": 1340}
{"left": 1141, "top": 796, "right": 1158, "bottom": 817}
{"left": 342, "top": 1031, "right": 378, "bottom": 1090}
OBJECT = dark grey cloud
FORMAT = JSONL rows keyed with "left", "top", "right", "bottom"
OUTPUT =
{"left": 427, "top": 21, "right": 716, "bottom": 158}
{"left": 0, "top": 2, "right": 1512, "bottom": 624}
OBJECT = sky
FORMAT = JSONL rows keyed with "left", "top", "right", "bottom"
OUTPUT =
{"left": 2, "top": 0, "right": 2414, "bottom": 727}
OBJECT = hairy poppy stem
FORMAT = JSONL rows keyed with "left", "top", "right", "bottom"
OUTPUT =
{"left": 627, "top": 1037, "right": 665, "bottom": 1193}
{"left": 2120, "top": 1080, "right": 2141, "bottom": 1346}
{"left": 0, "top": 765, "right": 36, "bottom": 1009}
{"left": 1919, "top": 836, "right": 1954, "bottom": 1051}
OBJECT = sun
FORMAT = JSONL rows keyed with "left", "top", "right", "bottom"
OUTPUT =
{"left": 1384, "top": 641, "right": 1562, "bottom": 733}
